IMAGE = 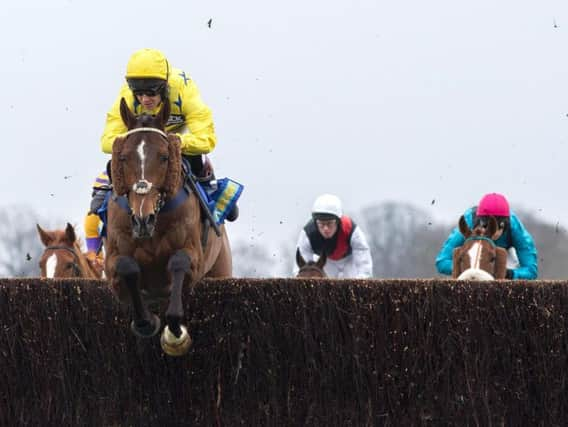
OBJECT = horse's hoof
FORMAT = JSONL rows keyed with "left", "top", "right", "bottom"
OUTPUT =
{"left": 160, "top": 325, "right": 192, "bottom": 357}
{"left": 130, "top": 314, "right": 161, "bottom": 338}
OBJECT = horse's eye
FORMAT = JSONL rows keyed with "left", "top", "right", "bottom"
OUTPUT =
{"left": 66, "top": 263, "right": 75, "bottom": 270}
{"left": 160, "top": 155, "right": 169, "bottom": 163}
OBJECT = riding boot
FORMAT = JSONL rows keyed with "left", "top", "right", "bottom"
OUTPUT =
{"left": 89, "top": 169, "right": 111, "bottom": 215}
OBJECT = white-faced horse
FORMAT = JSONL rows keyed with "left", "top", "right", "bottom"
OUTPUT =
{"left": 452, "top": 215, "right": 507, "bottom": 280}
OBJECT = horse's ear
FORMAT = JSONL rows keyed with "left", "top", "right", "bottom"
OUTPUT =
{"left": 452, "top": 247, "right": 461, "bottom": 278}
{"left": 36, "top": 224, "right": 52, "bottom": 247}
{"left": 111, "top": 136, "right": 128, "bottom": 196}
{"left": 458, "top": 215, "right": 471, "bottom": 238}
{"left": 64, "top": 223, "right": 76, "bottom": 245}
{"left": 164, "top": 134, "right": 181, "bottom": 197}
{"left": 119, "top": 97, "right": 137, "bottom": 129}
{"left": 157, "top": 99, "right": 171, "bottom": 130}
{"left": 316, "top": 251, "right": 327, "bottom": 269}
{"left": 296, "top": 248, "right": 306, "bottom": 269}
{"left": 486, "top": 216, "right": 498, "bottom": 240}
{"left": 494, "top": 247, "right": 508, "bottom": 279}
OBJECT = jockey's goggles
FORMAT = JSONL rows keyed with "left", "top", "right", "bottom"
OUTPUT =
{"left": 133, "top": 89, "right": 160, "bottom": 97}
{"left": 313, "top": 213, "right": 339, "bottom": 222}
{"left": 127, "top": 78, "right": 166, "bottom": 96}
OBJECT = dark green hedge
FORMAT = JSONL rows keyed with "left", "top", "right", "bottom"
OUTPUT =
{"left": 1, "top": 278, "right": 567, "bottom": 426}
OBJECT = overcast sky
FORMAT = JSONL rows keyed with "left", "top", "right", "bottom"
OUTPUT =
{"left": 3, "top": 0, "right": 568, "bottom": 268}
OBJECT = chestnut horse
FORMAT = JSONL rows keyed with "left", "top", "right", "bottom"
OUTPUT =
{"left": 296, "top": 248, "right": 327, "bottom": 278}
{"left": 452, "top": 215, "right": 507, "bottom": 280}
{"left": 37, "top": 223, "right": 103, "bottom": 278}
{"left": 105, "top": 98, "right": 232, "bottom": 356}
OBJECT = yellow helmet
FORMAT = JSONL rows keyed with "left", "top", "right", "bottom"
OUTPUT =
{"left": 125, "top": 48, "right": 169, "bottom": 80}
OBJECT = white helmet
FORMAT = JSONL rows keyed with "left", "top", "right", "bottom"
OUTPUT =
{"left": 312, "top": 194, "right": 343, "bottom": 219}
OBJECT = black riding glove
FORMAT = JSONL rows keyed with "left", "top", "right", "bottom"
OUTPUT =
{"left": 505, "top": 269, "right": 514, "bottom": 279}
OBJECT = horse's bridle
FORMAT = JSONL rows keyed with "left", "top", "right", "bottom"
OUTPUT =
{"left": 115, "top": 127, "right": 195, "bottom": 226}
{"left": 464, "top": 235, "right": 496, "bottom": 247}
{"left": 120, "top": 127, "right": 171, "bottom": 214}
{"left": 45, "top": 245, "right": 82, "bottom": 277}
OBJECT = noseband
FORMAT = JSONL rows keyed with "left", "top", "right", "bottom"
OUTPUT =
{"left": 45, "top": 245, "right": 82, "bottom": 277}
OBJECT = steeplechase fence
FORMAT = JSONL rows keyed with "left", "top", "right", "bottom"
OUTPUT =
{"left": 1, "top": 278, "right": 567, "bottom": 426}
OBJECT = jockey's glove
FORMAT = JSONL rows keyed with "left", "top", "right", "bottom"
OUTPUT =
{"left": 505, "top": 269, "right": 514, "bottom": 279}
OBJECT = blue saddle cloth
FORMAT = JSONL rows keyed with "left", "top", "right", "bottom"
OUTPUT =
{"left": 198, "top": 177, "right": 244, "bottom": 224}
{"left": 97, "top": 176, "right": 243, "bottom": 237}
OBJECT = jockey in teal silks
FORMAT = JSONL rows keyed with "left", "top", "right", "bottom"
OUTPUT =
{"left": 436, "top": 193, "right": 538, "bottom": 280}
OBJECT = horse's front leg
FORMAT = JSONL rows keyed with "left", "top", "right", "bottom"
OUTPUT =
{"left": 115, "top": 255, "right": 161, "bottom": 338}
{"left": 161, "top": 250, "right": 192, "bottom": 356}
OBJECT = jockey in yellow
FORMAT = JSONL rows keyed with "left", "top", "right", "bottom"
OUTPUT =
{"left": 84, "top": 48, "right": 238, "bottom": 263}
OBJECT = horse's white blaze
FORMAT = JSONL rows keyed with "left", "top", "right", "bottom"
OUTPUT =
{"left": 137, "top": 140, "right": 146, "bottom": 180}
{"left": 457, "top": 268, "right": 494, "bottom": 281}
{"left": 140, "top": 197, "right": 145, "bottom": 217}
{"left": 467, "top": 242, "right": 482, "bottom": 270}
{"left": 46, "top": 253, "right": 57, "bottom": 278}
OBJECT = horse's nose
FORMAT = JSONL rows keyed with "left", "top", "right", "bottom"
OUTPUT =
{"left": 145, "top": 214, "right": 156, "bottom": 230}
{"left": 131, "top": 214, "right": 156, "bottom": 238}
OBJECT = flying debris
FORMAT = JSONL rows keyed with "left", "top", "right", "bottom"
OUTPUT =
{"left": 26, "top": 253, "right": 32, "bottom": 261}
{"left": 431, "top": 199, "right": 435, "bottom": 205}
{"left": 207, "top": 18, "right": 212, "bottom": 28}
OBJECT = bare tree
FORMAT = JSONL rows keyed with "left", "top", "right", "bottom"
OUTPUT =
{"left": 360, "top": 201, "right": 447, "bottom": 278}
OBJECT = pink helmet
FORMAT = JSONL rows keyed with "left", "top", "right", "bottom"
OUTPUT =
{"left": 476, "top": 193, "right": 510, "bottom": 217}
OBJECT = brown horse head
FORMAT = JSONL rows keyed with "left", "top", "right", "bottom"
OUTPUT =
{"left": 296, "top": 248, "right": 327, "bottom": 278}
{"left": 36, "top": 223, "right": 101, "bottom": 278}
{"left": 111, "top": 98, "right": 182, "bottom": 238}
{"left": 452, "top": 215, "right": 507, "bottom": 280}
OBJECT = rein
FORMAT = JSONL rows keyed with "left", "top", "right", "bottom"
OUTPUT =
{"left": 45, "top": 245, "right": 82, "bottom": 277}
